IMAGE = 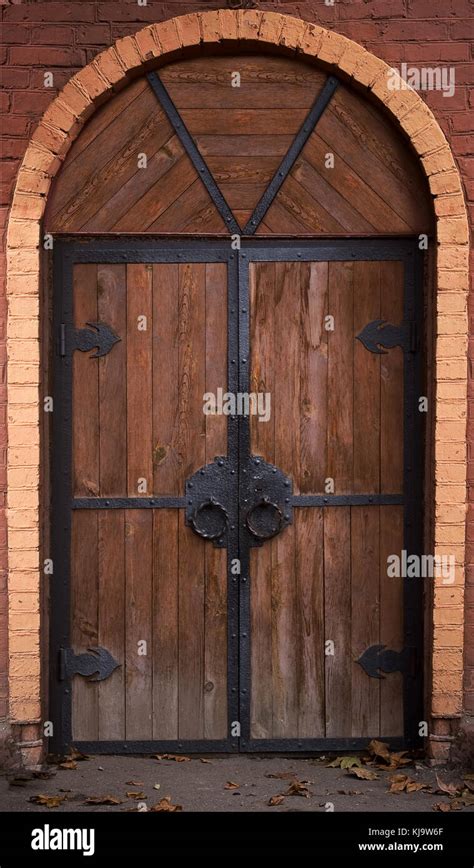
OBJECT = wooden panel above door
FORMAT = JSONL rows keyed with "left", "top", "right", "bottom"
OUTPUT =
{"left": 45, "top": 54, "right": 433, "bottom": 236}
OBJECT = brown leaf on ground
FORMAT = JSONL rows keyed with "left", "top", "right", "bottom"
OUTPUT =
{"left": 83, "top": 795, "right": 123, "bottom": 805}
{"left": 433, "top": 800, "right": 462, "bottom": 813}
{"left": 337, "top": 789, "right": 363, "bottom": 795}
{"left": 435, "top": 774, "right": 461, "bottom": 797}
{"left": 266, "top": 772, "right": 298, "bottom": 780}
{"left": 126, "top": 791, "right": 146, "bottom": 799}
{"left": 461, "top": 790, "right": 474, "bottom": 806}
{"left": 347, "top": 768, "right": 379, "bottom": 781}
{"left": 463, "top": 779, "right": 474, "bottom": 793}
{"left": 283, "top": 779, "right": 311, "bottom": 797}
{"left": 367, "top": 740, "right": 391, "bottom": 763}
{"left": 268, "top": 794, "right": 285, "bottom": 806}
{"left": 200, "top": 758, "right": 213, "bottom": 764}
{"left": 59, "top": 760, "right": 77, "bottom": 770}
{"left": 154, "top": 754, "right": 191, "bottom": 762}
{"left": 125, "top": 780, "right": 144, "bottom": 786}
{"left": 224, "top": 781, "right": 240, "bottom": 790}
{"left": 70, "top": 747, "right": 89, "bottom": 762}
{"left": 33, "top": 770, "right": 56, "bottom": 780}
{"left": 327, "top": 756, "right": 362, "bottom": 769}
{"left": 30, "top": 794, "right": 67, "bottom": 808}
{"left": 149, "top": 797, "right": 182, "bottom": 812}
{"left": 389, "top": 774, "right": 429, "bottom": 794}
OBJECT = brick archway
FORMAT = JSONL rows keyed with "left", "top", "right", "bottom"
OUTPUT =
{"left": 6, "top": 10, "right": 469, "bottom": 765}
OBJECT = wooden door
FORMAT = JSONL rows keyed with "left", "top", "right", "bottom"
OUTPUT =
{"left": 51, "top": 243, "right": 239, "bottom": 753}
{"left": 51, "top": 239, "right": 422, "bottom": 753}
{"left": 241, "top": 242, "right": 423, "bottom": 751}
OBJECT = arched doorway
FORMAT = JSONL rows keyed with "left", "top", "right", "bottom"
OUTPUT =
{"left": 6, "top": 12, "right": 468, "bottom": 761}
{"left": 46, "top": 52, "right": 430, "bottom": 753}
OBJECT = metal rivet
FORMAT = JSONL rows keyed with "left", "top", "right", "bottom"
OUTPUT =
{"left": 218, "top": 459, "right": 224, "bottom": 466}
{"left": 285, "top": 498, "right": 290, "bottom": 504}
{"left": 231, "top": 470, "right": 235, "bottom": 475}
{"left": 105, "top": 500, "right": 110, "bottom": 506}
{"left": 188, "top": 500, "right": 193, "bottom": 505}
{"left": 231, "top": 525, "right": 235, "bottom": 530}
{"left": 242, "top": 308, "right": 247, "bottom": 313}
{"left": 242, "top": 578, "right": 247, "bottom": 583}
{"left": 231, "top": 359, "right": 236, "bottom": 364}
{"left": 242, "top": 358, "right": 247, "bottom": 364}
{"left": 188, "top": 482, "right": 193, "bottom": 488}
{"left": 369, "top": 496, "right": 373, "bottom": 503}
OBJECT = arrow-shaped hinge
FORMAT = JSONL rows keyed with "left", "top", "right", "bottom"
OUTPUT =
{"left": 58, "top": 646, "right": 120, "bottom": 682}
{"left": 59, "top": 322, "right": 121, "bottom": 359}
{"left": 356, "top": 320, "right": 417, "bottom": 354}
{"left": 356, "top": 644, "right": 416, "bottom": 679}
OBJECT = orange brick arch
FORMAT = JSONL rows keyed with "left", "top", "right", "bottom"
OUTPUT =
{"left": 6, "top": 9, "right": 469, "bottom": 765}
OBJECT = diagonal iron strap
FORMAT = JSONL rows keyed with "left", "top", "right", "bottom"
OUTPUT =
{"left": 146, "top": 71, "right": 241, "bottom": 236}
{"left": 243, "top": 75, "right": 339, "bottom": 235}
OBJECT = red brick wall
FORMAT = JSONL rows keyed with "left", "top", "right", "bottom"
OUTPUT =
{"left": 1, "top": 0, "right": 473, "bottom": 721}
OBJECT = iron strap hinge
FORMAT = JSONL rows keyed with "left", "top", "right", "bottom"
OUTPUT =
{"left": 58, "top": 646, "right": 120, "bottom": 682}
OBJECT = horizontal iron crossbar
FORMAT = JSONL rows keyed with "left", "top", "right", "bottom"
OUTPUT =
{"left": 73, "top": 736, "right": 410, "bottom": 753}
{"left": 146, "top": 71, "right": 241, "bottom": 236}
{"left": 72, "top": 497, "right": 186, "bottom": 509}
{"left": 293, "top": 494, "right": 404, "bottom": 507}
{"left": 244, "top": 75, "right": 339, "bottom": 235}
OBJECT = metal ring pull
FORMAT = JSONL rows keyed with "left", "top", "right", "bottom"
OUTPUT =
{"left": 246, "top": 496, "right": 283, "bottom": 540}
{"left": 190, "top": 497, "right": 228, "bottom": 540}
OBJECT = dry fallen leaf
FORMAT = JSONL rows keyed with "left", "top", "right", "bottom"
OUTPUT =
{"left": 347, "top": 768, "right": 379, "bottom": 781}
{"left": 70, "top": 748, "right": 89, "bottom": 762}
{"left": 59, "top": 760, "right": 77, "bottom": 770}
{"left": 327, "top": 756, "right": 362, "bottom": 769}
{"left": 125, "top": 780, "right": 144, "bottom": 786}
{"left": 30, "top": 794, "right": 67, "bottom": 808}
{"left": 337, "top": 789, "right": 363, "bottom": 795}
{"left": 368, "top": 739, "right": 391, "bottom": 763}
{"left": 200, "top": 758, "right": 213, "bottom": 764}
{"left": 154, "top": 754, "right": 191, "bottom": 762}
{"left": 283, "top": 779, "right": 311, "bottom": 797}
{"left": 268, "top": 794, "right": 285, "bottom": 806}
{"left": 153, "top": 784, "right": 161, "bottom": 790}
{"left": 435, "top": 774, "right": 461, "bottom": 797}
{"left": 389, "top": 774, "right": 429, "bottom": 794}
{"left": 126, "top": 791, "right": 146, "bottom": 799}
{"left": 432, "top": 800, "right": 462, "bottom": 813}
{"left": 83, "top": 795, "right": 123, "bottom": 805}
{"left": 463, "top": 779, "right": 474, "bottom": 793}
{"left": 149, "top": 797, "right": 182, "bottom": 812}
{"left": 460, "top": 790, "right": 474, "bottom": 806}
{"left": 224, "top": 781, "right": 240, "bottom": 790}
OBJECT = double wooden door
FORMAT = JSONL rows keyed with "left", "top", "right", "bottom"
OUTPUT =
{"left": 51, "top": 238, "right": 423, "bottom": 754}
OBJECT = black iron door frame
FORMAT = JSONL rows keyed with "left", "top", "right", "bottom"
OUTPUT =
{"left": 50, "top": 236, "right": 423, "bottom": 755}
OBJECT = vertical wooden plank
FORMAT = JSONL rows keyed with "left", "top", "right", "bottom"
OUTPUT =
{"left": 72, "top": 264, "right": 99, "bottom": 496}
{"left": 125, "top": 509, "right": 153, "bottom": 739}
{"left": 153, "top": 264, "right": 180, "bottom": 495}
{"left": 127, "top": 264, "right": 153, "bottom": 497}
{"left": 177, "top": 262, "right": 206, "bottom": 739}
{"left": 98, "top": 264, "right": 127, "bottom": 496}
{"left": 205, "top": 262, "right": 227, "bottom": 459}
{"left": 98, "top": 511, "right": 125, "bottom": 740}
{"left": 204, "top": 262, "right": 227, "bottom": 739}
{"left": 380, "top": 506, "right": 404, "bottom": 736}
{"left": 324, "top": 507, "right": 352, "bottom": 736}
{"left": 327, "top": 262, "right": 354, "bottom": 493}
{"left": 153, "top": 510, "right": 179, "bottom": 739}
{"left": 296, "top": 508, "right": 324, "bottom": 737}
{"left": 300, "top": 262, "right": 328, "bottom": 493}
{"left": 178, "top": 522, "right": 205, "bottom": 739}
{"left": 204, "top": 546, "right": 227, "bottom": 739}
{"left": 250, "top": 547, "right": 273, "bottom": 738}
{"left": 250, "top": 262, "right": 275, "bottom": 462}
{"left": 71, "top": 512, "right": 98, "bottom": 740}
{"left": 177, "top": 263, "right": 206, "bottom": 488}
{"left": 380, "top": 261, "right": 404, "bottom": 493}
{"left": 353, "top": 261, "right": 380, "bottom": 494}
{"left": 250, "top": 262, "right": 274, "bottom": 738}
{"left": 272, "top": 262, "right": 299, "bottom": 737}
{"left": 351, "top": 506, "right": 380, "bottom": 736}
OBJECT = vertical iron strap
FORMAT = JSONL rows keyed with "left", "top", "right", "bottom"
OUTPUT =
{"left": 146, "top": 71, "right": 241, "bottom": 236}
